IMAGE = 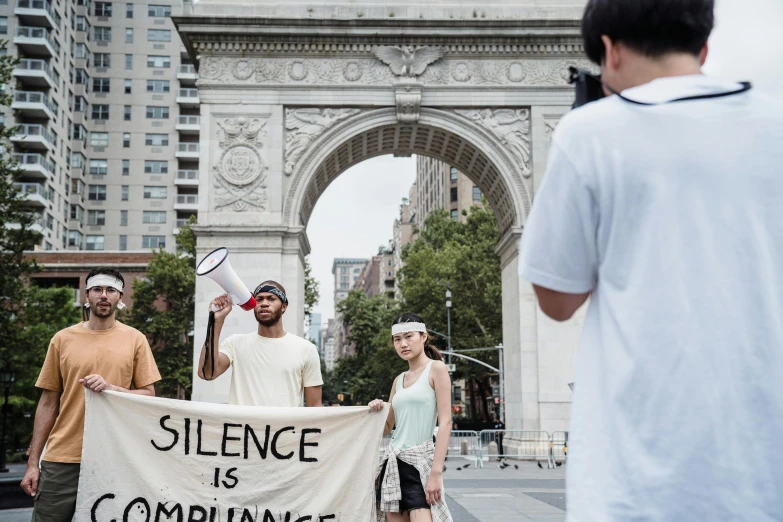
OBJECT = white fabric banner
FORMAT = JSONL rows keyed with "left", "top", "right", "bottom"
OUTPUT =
{"left": 75, "top": 391, "right": 388, "bottom": 522}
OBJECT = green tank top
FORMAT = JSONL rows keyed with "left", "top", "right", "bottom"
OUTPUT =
{"left": 391, "top": 361, "right": 438, "bottom": 450}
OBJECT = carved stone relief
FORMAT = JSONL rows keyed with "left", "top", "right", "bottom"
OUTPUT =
{"left": 454, "top": 109, "right": 532, "bottom": 177}
{"left": 197, "top": 56, "right": 591, "bottom": 88}
{"left": 394, "top": 80, "right": 422, "bottom": 123}
{"left": 373, "top": 46, "right": 446, "bottom": 77}
{"left": 284, "top": 108, "right": 362, "bottom": 176}
{"left": 212, "top": 116, "right": 269, "bottom": 212}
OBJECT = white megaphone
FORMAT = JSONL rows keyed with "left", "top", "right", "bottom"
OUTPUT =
{"left": 196, "top": 247, "right": 257, "bottom": 311}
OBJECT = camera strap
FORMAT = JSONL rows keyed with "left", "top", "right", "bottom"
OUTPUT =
{"left": 612, "top": 82, "right": 752, "bottom": 106}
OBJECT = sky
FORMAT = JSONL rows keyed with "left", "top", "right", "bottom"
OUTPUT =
{"left": 306, "top": 0, "right": 783, "bottom": 326}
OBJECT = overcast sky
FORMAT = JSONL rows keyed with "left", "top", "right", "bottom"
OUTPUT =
{"left": 306, "top": 0, "right": 783, "bottom": 326}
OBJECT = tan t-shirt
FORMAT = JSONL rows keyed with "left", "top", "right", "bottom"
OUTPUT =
{"left": 219, "top": 332, "right": 323, "bottom": 407}
{"left": 36, "top": 321, "right": 161, "bottom": 463}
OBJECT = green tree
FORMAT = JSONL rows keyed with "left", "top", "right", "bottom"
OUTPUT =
{"left": 399, "top": 203, "right": 502, "bottom": 421}
{"left": 303, "top": 256, "right": 319, "bottom": 319}
{"left": 127, "top": 218, "right": 197, "bottom": 399}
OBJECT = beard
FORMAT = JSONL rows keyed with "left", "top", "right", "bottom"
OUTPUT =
{"left": 255, "top": 307, "right": 283, "bottom": 327}
{"left": 91, "top": 300, "right": 117, "bottom": 319}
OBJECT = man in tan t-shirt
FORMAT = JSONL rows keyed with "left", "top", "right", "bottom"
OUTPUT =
{"left": 20, "top": 267, "right": 161, "bottom": 522}
{"left": 197, "top": 280, "right": 323, "bottom": 407}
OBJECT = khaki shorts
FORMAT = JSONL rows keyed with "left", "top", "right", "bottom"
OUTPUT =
{"left": 32, "top": 461, "right": 81, "bottom": 522}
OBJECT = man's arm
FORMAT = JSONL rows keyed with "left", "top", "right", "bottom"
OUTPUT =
{"left": 533, "top": 285, "right": 591, "bottom": 322}
{"left": 197, "top": 294, "right": 233, "bottom": 381}
{"left": 20, "top": 390, "right": 61, "bottom": 496}
{"left": 79, "top": 376, "right": 156, "bottom": 396}
{"left": 304, "top": 386, "right": 322, "bottom": 407}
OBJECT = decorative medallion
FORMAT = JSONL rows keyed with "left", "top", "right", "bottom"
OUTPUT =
{"left": 288, "top": 60, "right": 309, "bottom": 81}
{"left": 232, "top": 59, "right": 253, "bottom": 80}
{"left": 219, "top": 145, "right": 262, "bottom": 186}
{"left": 451, "top": 62, "right": 472, "bottom": 82}
{"left": 343, "top": 61, "right": 363, "bottom": 82}
{"left": 213, "top": 116, "right": 270, "bottom": 212}
{"left": 506, "top": 62, "right": 526, "bottom": 83}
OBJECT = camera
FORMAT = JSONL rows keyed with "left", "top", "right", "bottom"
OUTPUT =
{"left": 568, "top": 66, "right": 605, "bottom": 109}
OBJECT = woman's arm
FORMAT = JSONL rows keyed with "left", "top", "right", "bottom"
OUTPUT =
{"left": 368, "top": 375, "right": 398, "bottom": 436}
{"left": 425, "top": 361, "right": 452, "bottom": 505}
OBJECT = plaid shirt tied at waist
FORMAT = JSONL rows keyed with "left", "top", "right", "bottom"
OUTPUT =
{"left": 375, "top": 439, "right": 452, "bottom": 522}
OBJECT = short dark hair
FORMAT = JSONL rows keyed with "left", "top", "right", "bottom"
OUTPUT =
{"left": 85, "top": 267, "right": 125, "bottom": 289}
{"left": 581, "top": 0, "right": 715, "bottom": 64}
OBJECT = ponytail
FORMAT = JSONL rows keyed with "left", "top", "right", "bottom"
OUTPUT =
{"left": 424, "top": 343, "right": 443, "bottom": 362}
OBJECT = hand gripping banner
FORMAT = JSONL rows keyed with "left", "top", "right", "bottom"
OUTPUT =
{"left": 75, "top": 391, "right": 388, "bottom": 522}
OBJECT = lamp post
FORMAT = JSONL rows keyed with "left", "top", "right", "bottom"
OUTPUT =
{"left": 0, "top": 364, "right": 15, "bottom": 473}
{"left": 445, "top": 286, "right": 452, "bottom": 366}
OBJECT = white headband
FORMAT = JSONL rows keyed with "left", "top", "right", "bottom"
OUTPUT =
{"left": 85, "top": 275, "right": 126, "bottom": 310}
{"left": 391, "top": 322, "right": 427, "bottom": 335}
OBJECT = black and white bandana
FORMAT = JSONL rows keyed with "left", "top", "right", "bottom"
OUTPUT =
{"left": 253, "top": 284, "right": 288, "bottom": 304}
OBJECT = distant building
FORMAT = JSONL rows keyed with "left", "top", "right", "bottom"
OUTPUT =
{"left": 307, "top": 312, "right": 322, "bottom": 351}
{"left": 331, "top": 258, "right": 368, "bottom": 360}
{"left": 322, "top": 318, "right": 336, "bottom": 371}
{"left": 415, "top": 156, "right": 483, "bottom": 227}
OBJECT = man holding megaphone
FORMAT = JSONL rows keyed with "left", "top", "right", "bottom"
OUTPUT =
{"left": 197, "top": 280, "right": 323, "bottom": 408}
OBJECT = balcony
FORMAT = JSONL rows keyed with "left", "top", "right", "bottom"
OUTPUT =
{"left": 176, "top": 88, "right": 199, "bottom": 107}
{"left": 13, "top": 59, "right": 57, "bottom": 89}
{"left": 175, "top": 115, "right": 200, "bottom": 134}
{"left": 172, "top": 217, "right": 195, "bottom": 235}
{"left": 5, "top": 213, "right": 45, "bottom": 234}
{"left": 177, "top": 64, "right": 198, "bottom": 83}
{"left": 11, "top": 124, "right": 56, "bottom": 150}
{"left": 14, "top": 26, "right": 59, "bottom": 57}
{"left": 15, "top": 0, "right": 60, "bottom": 30}
{"left": 12, "top": 153, "right": 53, "bottom": 180}
{"left": 175, "top": 169, "right": 199, "bottom": 187}
{"left": 12, "top": 91, "right": 57, "bottom": 119}
{"left": 175, "top": 142, "right": 200, "bottom": 159}
{"left": 14, "top": 182, "right": 48, "bottom": 208}
{"left": 174, "top": 194, "right": 198, "bottom": 210}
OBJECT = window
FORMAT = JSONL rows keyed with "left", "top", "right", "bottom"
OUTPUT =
{"left": 143, "top": 211, "right": 166, "bottom": 224}
{"left": 68, "top": 231, "right": 83, "bottom": 248}
{"left": 94, "top": 53, "right": 111, "bottom": 68}
{"left": 146, "top": 80, "right": 169, "bottom": 92}
{"left": 90, "top": 132, "right": 109, "bottom": 147}
{"left": 74, "top": 124, "right": 88, "bottom": 141}
{"left": 473, "top": 186, "right": 481, "bottom": 201}
{"left": 119, "top": 235, "right": 127, "bottom": 250}
{"left": 147, "top": 29, "right": 171, "bottom": 42}
{"left": 122, "top": 160, "right": 130, "bottom": 175}
{"left": 450, "top": 167, "right": 458, "bottom": 182}
{"left": 88, "top": 185, "right": 107, "bottom": 201}
{"left": 86, "top": 235, "right": 105, "bottom": 251}
{"left": 147, "top": 55, "right": 170, "bottom": 68}
{"left": 354, "top": 268, "right": 361, "bottom": 273}
{"left": 75, "top": 69, "right": 89, "bottom": 85}
{"left": 144, "top": 160, "right": 168, "bottom": 173}
{"left": 125, "top": 54, "right": 133, "bottom": 69}
{"left": 71, "top": 204, "right": 84, "bottom": 220}
{"left": 143, "top": 236, "right": 166, "bottom": 249}
{"left": 450, "top": 209, "right": 459, "bottom": 221}
{"left": 124, "top": 79, "right": 132, "bottom": 93}
{"left": 123, "top": 133, "right": 130, "bottom": 147}
{"left": 94, "top": 27, "right": 111, "bottom": 42}
{"left": 94, "top": 2, "right": 112, "bottom": 16}
{"left": 120, "top": 210, "right": 128, "bottom": 226}
{"left": 145, "top": 134, "right": 168, "bottom": 146}
{"left": 143, "top": 186, "right": 167, "bottom": 199}
{"left": 87, "top": 210, "right": 106, "bottom": 225}
{"left": 75, "top": 43, "right": 89, "bottom": 60}
{"left": 0, "top": 17, "right": 6, "bottom": 35}
{"left": 92, "top": 105, "right": 110, "bottom": 120}
{"left": 126, "top": 3, "right": 133, "bottom": 18}
{"left": 450, "top": 187, "right": 458, "bottom": 203}
{"left": 125, "top": 28, "right": 133, "bottom": 43}
{"left": 89, "top": 160, "right": 108, "bottom": 175}
{"left": 121, "top": 185, "right": 129, "bottom": 201}
{"left": 92, "top": 78, "right": 110, "bottom": 93}
{"left": 145, "top": 106, "right": 169, "bottom": 119}
{"left": 148, "top": 5, "right": 171, "bottom": 17}
{"left": 124, "top": 105, "right": 131, "bottom": 121}
{"left": 76, "top": 16, "right": 90, "bottom": 32}
{"left": 72, "top": 152, "right": 85, "bottom": 169}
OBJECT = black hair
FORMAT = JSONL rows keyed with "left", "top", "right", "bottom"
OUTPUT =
{"left": 392, "top": 312, "right": 443, "bottom": 362}
{"left": 581, "top": 0, "right": 714, "bottom": 65}
{"left": 85, "top": 267, "right": 125, "bottom": 289}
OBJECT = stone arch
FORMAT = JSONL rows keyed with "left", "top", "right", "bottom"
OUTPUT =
{"left": 283, "top": 107, "right": 531, "bottom": 234}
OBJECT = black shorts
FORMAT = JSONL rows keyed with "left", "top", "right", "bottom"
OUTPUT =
{"left": 377, "top": 458, "right": 430, "bottom": 513}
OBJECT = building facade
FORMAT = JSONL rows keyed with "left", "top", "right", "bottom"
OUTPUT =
{"left": 307, "top": 312, "right": 321, "bottom": 350}
{"left": 415, "top": 155, "right": 483, "bottom": 227}
{"left": 3, "top": 0, "right": 198, "bottom": 253}
{"left": 331, "top": 257, "right": 368, "bottom": 359}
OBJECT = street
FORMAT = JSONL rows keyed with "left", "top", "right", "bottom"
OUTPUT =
{"left": 0, "top": 461, "right": 566, "bottom": 522}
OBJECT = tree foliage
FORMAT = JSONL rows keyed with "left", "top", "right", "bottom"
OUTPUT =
{"left": 303, "top": 257, "right": 319, "bottom": 319}
{"left": 126, "top": 218, "right": 197, "bottom": 399}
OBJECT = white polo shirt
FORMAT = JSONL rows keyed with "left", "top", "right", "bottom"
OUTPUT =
{"left": 520, "top": 75, "right": 783, "bottom": 521}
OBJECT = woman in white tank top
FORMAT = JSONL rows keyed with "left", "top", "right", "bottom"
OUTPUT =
{"left": 369, "top": 313, "right": 453, "bottom": 522}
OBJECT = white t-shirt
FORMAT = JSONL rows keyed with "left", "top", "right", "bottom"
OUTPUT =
{"left": 219, "top": 332, "right": 323, "bottom": 407}
{"left": 520, "top": 75, "right": 783, "bottom": 522}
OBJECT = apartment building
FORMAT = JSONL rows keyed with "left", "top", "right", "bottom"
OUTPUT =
{"left": 2, "top": 0, "right": 198, "bottom": 252}
{"left": 414, "top": 155, "right": 483, "bottom": 228}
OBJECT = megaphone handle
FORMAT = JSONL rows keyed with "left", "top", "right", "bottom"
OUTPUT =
{"left": 210, "top": 303, "right": 220, "bottom": 312}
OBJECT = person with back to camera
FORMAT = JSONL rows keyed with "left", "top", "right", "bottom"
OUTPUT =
{"left": 369, "top": 313, "right": 453, "bottom": 522}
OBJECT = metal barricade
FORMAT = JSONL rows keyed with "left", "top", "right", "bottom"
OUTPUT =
{"left": 479, "top": 430, "right": 552, "bottom": 467}
{"left": 550, "top": 431, "right": 568, "bottom": 465}
{"left": 444, "top": 430, "right": 481, "bottom": 465}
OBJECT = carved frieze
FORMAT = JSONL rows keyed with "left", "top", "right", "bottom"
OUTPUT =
{"left": 373, "top": 46, "right": 446, "bottom": 77}
{"left": 455, "top": 109, "right": 532, "bottom": 177}
{"left": 284, "top": 108, "right": 362, "bottom": 176}
{"left": 212, "top": 116, "right": 269, "bottom": 212}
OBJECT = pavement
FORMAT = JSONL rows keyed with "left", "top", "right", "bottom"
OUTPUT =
{"left": 0, "top": 460, "right": 567, "bottom": 522}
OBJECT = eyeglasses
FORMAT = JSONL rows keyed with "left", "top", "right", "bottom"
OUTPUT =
{"left": 88, "top": 286, "right": 120, "bottom": 297}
